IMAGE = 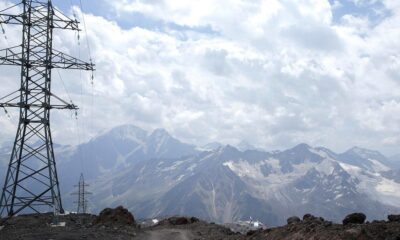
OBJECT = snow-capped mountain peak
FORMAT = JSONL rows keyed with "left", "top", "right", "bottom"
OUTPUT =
{"left": 210, "top": 145, "right": 243, "bottom": 162}
{"left": 148, "top": 128, "right": 171, "bottom": 139}
{"left": 145, "top": 128, "right": 197, "bottom": 158}
{"left": 346, "top": 146, "right": 387, "bottom": 161}
{"left": 292, "top": 143, "right": 312, "bottom": 151}
{"left": 339, "top": 147, "right": 390, "bottom": 172}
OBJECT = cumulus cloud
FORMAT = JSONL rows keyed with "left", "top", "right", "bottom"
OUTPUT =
{"left": 0, "top": 0, "right": 400, "bottom": 155}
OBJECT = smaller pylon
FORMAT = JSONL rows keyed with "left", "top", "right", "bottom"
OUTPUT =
{"left": 71, "top": 174, "right": 91, "bottom": 214}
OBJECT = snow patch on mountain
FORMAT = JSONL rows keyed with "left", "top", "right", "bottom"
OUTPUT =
{"left": 223, "top": 160, "right": 264, "bottom": 179}
{"left": 315, "top": 159, "right": 336, "bottom": 176}
{"left": 368, "top": 159, "right": 391, "bottom": 172}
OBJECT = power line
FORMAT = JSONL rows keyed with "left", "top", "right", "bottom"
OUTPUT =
{"left": 78, "top": 0, "right": 93, "bottom": 66}
{"left": 76, "top": 0, "right": 96, "bottom": 176}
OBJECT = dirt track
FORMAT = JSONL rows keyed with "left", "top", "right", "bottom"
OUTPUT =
{"left": 136, "top": 229, "right": 194, "bottom": 240}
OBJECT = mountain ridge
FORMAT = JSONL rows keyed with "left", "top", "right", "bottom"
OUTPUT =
{"left": 1, "top": 124, "right": 400, "bottom": 226}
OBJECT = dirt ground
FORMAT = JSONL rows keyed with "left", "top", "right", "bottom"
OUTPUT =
{"left": 0, "top": 213, "right": 243, "bottom": 240}
{"left": 1, "top": 212, "right": 400, "bottom": 240}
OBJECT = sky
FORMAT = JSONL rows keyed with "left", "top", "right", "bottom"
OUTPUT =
{"left": 0, "top": 0, "right": 400, "bottom": 155}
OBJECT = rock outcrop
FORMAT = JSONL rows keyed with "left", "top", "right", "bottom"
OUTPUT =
{"left": 287, "top": 216, "right": 301, "bottom": 225}
{"left": 93, "top": 206, "right": 135, "bottom": 226}
{"left": 388, "top": 214, "right": 400, "bottom": 222}
{"left": 342, "top": 213, "right": 366, "bottom": 225}
{"left": 159, "top": 216, "right": 200, "bottom": 226}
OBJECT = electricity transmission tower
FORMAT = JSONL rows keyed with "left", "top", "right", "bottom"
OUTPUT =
{"left": 0, "top": 0, "right": 94, "bottom": 218}
{"left": 71, "top": 174, "right": 91, "bottom": 214}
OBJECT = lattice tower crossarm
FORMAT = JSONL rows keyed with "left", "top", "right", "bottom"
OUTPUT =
{"left": 0, "top": 0, "right": 94, "bottom": 219}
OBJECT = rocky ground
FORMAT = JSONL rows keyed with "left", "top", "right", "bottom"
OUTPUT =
{"left": 1, "top": 207, "right": 400, "bottom": 240}
{"left": 0, "top": 207, "right": 241, "bottom": 240}
{"left": 248, "top": 213, "right": 400, "bottom": 240}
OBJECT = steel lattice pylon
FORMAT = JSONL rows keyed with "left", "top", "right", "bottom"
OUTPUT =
{"left": 0, "top": 0, "right": 94, "bottom": 218}
{"left": 71, "top": 174, "right": 91, "bottom": 214}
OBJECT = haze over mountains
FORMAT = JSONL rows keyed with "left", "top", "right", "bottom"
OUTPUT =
{"left": 1, "top": 124, "right": 400, "bottom": 226}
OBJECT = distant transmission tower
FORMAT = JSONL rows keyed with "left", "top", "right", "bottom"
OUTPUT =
{"left": 71, "top": 174, "right": 91, "bottom": 214}
{"left": 0, "top": 0, "right": 94, "bottom": 218}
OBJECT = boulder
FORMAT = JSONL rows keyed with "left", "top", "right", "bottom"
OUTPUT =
{"left": 287, "top": 216, "right": 301, "bottom": 225}
{"left": 190, "top": 217, "right": 200, "bottom": 223}
{"left": 93, "top": 206, "right": 135, "bottom": 226}
{"left": 388, "top": 215, "right": 400, "bottom": 222}
{"left": 159, "top": 216, "right": 200, "bottom": 226}
{"left": 343, "top": 213, "right": 366, "bottom": 225}
{"left": 303, "top": 214, "right": 317, "bottom": 221}
{"left": 168, "top": 217, "right": 190, "bottom": 225}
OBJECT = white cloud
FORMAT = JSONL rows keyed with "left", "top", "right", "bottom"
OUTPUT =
{"left": 0, "top": 0, "right": 400, "bottom": 155}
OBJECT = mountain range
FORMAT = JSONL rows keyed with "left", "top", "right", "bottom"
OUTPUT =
{"left": 1, "top": 124, "right": 400, "bottom": 226}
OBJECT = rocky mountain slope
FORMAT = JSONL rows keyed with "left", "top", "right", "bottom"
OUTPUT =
{"left": 1, "top": 124, "right": 400, "bottom": 226}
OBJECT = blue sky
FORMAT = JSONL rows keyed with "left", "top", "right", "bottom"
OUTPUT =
{"left": 329, "top": 0, "right": 390, "bottom": 24}
{"left": 8, "top": 0, "right": 391, "bottom": 32}
{"left": 8, "top": 0, "right": 218, "bottom": 32}
{"left": 69, "top": 0, "right": 390, "bottom": 30}
{"left": 49, "top": 0, "right": 391, "bottom": 32}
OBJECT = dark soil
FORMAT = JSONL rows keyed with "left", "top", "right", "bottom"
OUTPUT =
{"left": 0, "top": 212, "right": 137, "bottom": 240}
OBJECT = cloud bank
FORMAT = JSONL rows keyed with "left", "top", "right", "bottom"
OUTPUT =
{"left": 0, "top": 0, "right": 400, "bottom": 154}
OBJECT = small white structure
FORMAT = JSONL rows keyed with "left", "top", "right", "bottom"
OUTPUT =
{"left": 226, "top": 217, "right": 266, "bottom": 234}
{"left": 50, "top": 222, "right": 66, "bottom": 228}
{"left": 237, "top": 218, "right": 265, "bottom": 229}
